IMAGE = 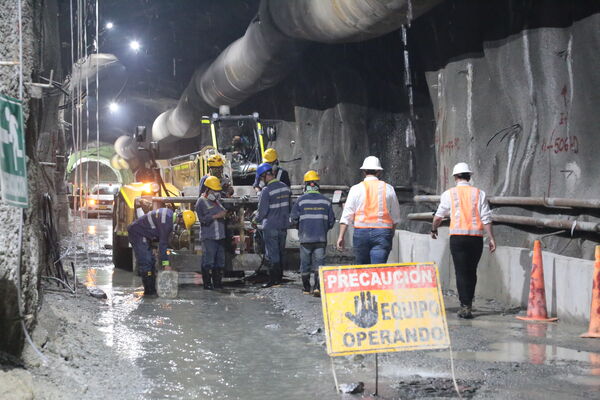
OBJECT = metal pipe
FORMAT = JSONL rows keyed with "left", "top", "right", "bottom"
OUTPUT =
{"left": 414, "top": 195, "right": 600, "bottom": 210}
{"left": 152, "top": 0, "right": 441, "bottom": 142}
{"left": 407, "top": 212, "right": 600, "bottom": 233}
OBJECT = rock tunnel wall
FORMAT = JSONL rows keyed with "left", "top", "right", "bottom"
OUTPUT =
{"left": 0, "top": 0, "right": 60, "bottom": 357}
{"left": 228, "top": 0, "right": 600, "bottom": 259}
{"left": 410, "top": 0, "right": 600, "bottom": 258}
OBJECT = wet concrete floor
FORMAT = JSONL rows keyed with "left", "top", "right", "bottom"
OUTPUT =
{"left": 68, "top": 217, "right": 600, "bottom": 399}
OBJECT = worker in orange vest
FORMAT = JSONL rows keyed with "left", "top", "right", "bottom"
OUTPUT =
{"left": 337, "top": 156, "right": 401, "bottom": 264}
{"left": 431, "top": 162, "right": 496, "bottom": 319}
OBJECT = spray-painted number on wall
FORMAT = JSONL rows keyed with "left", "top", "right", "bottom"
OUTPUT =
{"left": 541, "top": 135, "right": 579, "bottom": 154}
{"left": 439, "top": 138, "right": 460, "bottom": 154}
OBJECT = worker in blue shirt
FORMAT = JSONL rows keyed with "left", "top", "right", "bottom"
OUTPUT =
{"left": 128, "top": 207, "right": 175, "bottom": 296}
{"left": 195, "top": 176, "right": 228, "bottom": 289}
{"left": 253, "top": 162, "right": 291, "bottom": 288}
{"left": 290, "top": 170, "right": 335, "bottom": 296}
{"left": 253, "top": 148, "right": 290, "bottom": 193}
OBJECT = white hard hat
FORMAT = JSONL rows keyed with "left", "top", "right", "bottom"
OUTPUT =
{"left": 452, "top": 162, "right": 473, "bottom": 175}
{"left": 360, "top": 156, "right": 383, "bottom": 170}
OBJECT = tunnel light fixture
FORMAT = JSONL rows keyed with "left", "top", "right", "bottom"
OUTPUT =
{"left": 129, "top": 40, "right": 141, "bottom": 52}
{"left": 109, "top": 102, "right": 120, "bottom": 113}
{"left": 105, "top": 22, "right": 114, "bottom": 30}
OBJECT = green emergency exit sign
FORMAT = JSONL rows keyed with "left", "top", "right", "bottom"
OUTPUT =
{"left": 0, "top": 94, "right": 28, "bottom": 208}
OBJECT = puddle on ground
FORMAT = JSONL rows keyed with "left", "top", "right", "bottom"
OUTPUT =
{"left": 435, "top": 341, "right": 600, "bottom": 366}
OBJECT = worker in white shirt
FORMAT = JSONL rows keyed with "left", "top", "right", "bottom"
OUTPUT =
{"left": 431, "top": 162, "right": 496, "bottom": 319}
{"left": 337, "top": 156, "right": 401, "bottom": 264}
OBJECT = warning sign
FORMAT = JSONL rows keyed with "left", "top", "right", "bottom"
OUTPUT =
{"left": 319, "top": 263, "right": 449, "bottom": 356}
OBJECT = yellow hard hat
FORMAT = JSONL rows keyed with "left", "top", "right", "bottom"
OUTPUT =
{"left": 182, "top": 210, "right": 196, "bottom": 229}
{"left": 303, "top": 170, "right": 320, "bottom": 182}
{"left": 262, "top": 148, "right": 278, "bottom": 163}
{"left": 204, "top": 176, "right": 222, "bottom": 191}
{"left": 207, "top": 154, "right": 225, "bottom": 167}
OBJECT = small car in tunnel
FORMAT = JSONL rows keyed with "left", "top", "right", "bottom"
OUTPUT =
{"left": 81, "top": 183, "right": 121, "bottom": 217}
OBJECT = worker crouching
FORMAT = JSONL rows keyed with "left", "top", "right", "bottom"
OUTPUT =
{"left": 253, "top": 162, "right": 291, "bottom": 288}
{"left": 195, "top": 176, "right": 228, "bottom": 290}
{"left": 128, "top": 207, "right": 174, "bottom": 296}
{"left": 290, "top": 170, "right": 335, "bottom": 296}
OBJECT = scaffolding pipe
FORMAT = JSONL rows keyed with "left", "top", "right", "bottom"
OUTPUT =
{"left": 407, "top": 212, "right": 600, "bottom": 233}
{"left": 413, "top": 195, "right": 600, "bottom": 209}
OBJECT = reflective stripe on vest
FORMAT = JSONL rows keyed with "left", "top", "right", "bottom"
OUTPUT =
{"left": 354, "top": 180, "right": 394, "bottom": 229}
{"left": 147, "top": 212, "right": 156, "bottom": 229}
{"left": 448, "top": 186, "right": 484, "bottom": 236}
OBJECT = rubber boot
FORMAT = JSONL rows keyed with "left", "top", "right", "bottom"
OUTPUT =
{"left": 262, "top": 262, "right": 278, "bottom": 288}
{"left": 212, "top": 269, "right": 223, "bottom": 289}
{"left": 312, "top": 271, "right": 320, "bottom": 297}
{"left": 202, "top": 269, "right": 213, "bottom": 290}
{"left": 301, "top": 273, "right": 311, "bottom": 294}
{"left": 142, "top": 273, "right": 156, "bottom": 296}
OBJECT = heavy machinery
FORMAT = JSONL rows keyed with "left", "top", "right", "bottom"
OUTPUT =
{"left": 111, "top": 112, "right": 279, "bottom": 275}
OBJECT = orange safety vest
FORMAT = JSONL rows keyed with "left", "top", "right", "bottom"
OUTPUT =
{"left": 448, "top": 186, "right": 484, "bottom": 236}
{"left": 354, "top": 180, "right": 394, "bottom": 229}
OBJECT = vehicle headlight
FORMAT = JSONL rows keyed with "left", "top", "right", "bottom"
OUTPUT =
{"left": 89, "top": 199, "right": 96, "bottom": 206}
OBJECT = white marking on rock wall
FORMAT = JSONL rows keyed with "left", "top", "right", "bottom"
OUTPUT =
{"left": 466, "top": 61, "right": 474, "bottom": 165}
{"left": 564, "top": 161, "right": 580, "bottom": 194}
{"left": 518, "top": 31, "right": 539, "bottom": 195}
{"left": 566, "top": 33, "right": 573, "bottom": 140}
{"left": 500, "top": 134, "right": 516, "bottom": 196}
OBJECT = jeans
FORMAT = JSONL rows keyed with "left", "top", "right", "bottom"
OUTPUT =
{"left": 129, "top": 232, "right": 156, "bottom": 276}
{"left": 352, "top": 228, "right": 394, "bottom": 265}
{"left": 202, "top": 239, "right": 225, "bottom": 270}
{"left": 449, "top": 235, "right": 483, "bottom": 307}
{"left": 263, "top": 229, "right": 287, "bottom": 265}
{"left": 300, "top": 243, "right": 326, "bottom": 274}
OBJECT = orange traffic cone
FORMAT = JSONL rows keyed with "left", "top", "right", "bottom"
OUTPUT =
{"left": 581, "top": 246, "right": 600, "bottom": 338}
{"left": 517, "top": 240, "right": 558, "bottom": 322}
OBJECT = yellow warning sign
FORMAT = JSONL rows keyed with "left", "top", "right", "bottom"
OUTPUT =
{"left": 319, "top": 263, "right": 450, "bottom": 356}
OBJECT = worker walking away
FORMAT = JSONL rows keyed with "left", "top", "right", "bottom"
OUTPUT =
{"left": 128, "top": 207, "right": 175, "bottom": 296}
{"left": 431, "top": 162, "right": 496, "bottom": 319}
{"left": 253, "top": 148, "right": 291, "bottom": 193}
{"left": 290, "top": 170, "right": 335, "bottom": 297}
{"left": 253, "top": 162, "right": 291, "bottom": 288}
{"left": 195, "top": 176, "right": 228, "bottom": 290}
{"left": 337, "top": 156, "right": 401, "bottom": 264}
{"left": 200, "top": 154, "right": 234, "bottom": 197}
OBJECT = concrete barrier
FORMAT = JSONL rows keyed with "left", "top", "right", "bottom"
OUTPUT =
{"left": 394, "top": 228, "right": 594, "bottom": 323}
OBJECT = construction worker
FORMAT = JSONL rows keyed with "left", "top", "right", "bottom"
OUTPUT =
{"left": 253, "top": 162, "right": 291, "bottom": 287}
{"left": 195, "top": 176, "right": 228, "bottom": 290}
{"left": 431, "top": 162, "right": 496, "bottom": 319}
{"left": 200, "top": 154, "right": 234, "bottom": 197}
{"left": 337, "top": 156, "right": 401, "bottom": 264}
{"left": 128, "top": 208, "right": 195, "bottom": 296}
{"left": 253, "top": 148, "right": 290, "bottom": 192}
{"left": 290, "top": 170, "right": 335, "bottom": 296}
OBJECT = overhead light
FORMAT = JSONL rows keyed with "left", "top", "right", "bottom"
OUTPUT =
{"left": 109, "top": 102, "right": 119, "bottom": 113}
{"left": 105, "top": 22, "right": 114, "bottom": 30}
{"left": 129, "top": 40, "right": 141, "bottom": 52}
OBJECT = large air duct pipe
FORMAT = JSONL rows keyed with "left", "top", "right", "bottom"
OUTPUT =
{"left": 152, "top": 0, "right": 441, "bottom": 142}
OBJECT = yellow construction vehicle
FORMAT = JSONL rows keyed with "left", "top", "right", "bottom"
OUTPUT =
{"left": 112, "top": 113, "right": 277, "bottom": 274}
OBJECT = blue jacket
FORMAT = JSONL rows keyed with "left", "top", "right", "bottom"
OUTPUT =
{"left": 253, "top": 167, "right": 290, "bottom": 189}
{"left": 255, "top": 180, "right": 291, "bottom": 230}
{"left": 290, "top": 191, "right": 335, "bottom": 244}
{"left": 128, "top": 208, "right": 173, "bottom": 262}
{"left": 195, "top": 196, "right": 226, "bottom": 240}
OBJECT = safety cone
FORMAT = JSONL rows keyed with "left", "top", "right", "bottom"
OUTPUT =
{"left": 517, "top": 240, "right": 558, "bottom": 322}
{"left": 581, "top": 246, "right": 600, "bottom": 338}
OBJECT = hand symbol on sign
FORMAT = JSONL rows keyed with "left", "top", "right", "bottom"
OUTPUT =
{"left": 345, "top": 291, "right": 379, "bottom": 329}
